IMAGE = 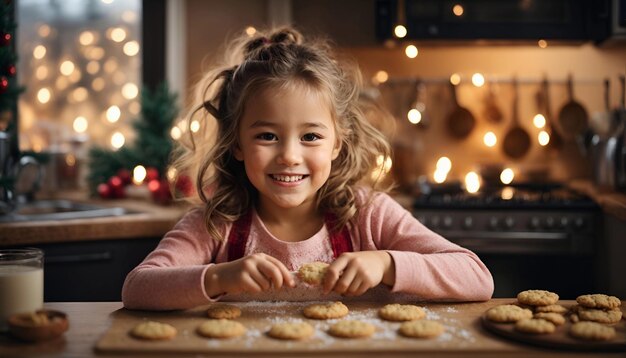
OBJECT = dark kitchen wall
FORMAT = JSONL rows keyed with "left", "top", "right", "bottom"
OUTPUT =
{"left": 184, "top": 0, "right": 626, "bottom": 184}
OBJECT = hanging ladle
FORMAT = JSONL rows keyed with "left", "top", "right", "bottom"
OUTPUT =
{"left": 502, "top": 77, "right": 531, "bottom": 159}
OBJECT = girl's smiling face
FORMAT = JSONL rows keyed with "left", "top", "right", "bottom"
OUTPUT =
{"left": 235, "top": 84, "right": 341, "bottom": 213}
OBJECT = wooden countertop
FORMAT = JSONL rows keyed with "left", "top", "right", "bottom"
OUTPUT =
{"left": 568, "top": 180, "right": 626, "bottom": 220}
{"left": 0, "top": 191, "right": 192, "bottom": 246}
{"left": 0, "top": 300, "right": 621, "bottom": 358}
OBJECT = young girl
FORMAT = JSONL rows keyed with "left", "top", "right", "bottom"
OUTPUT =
{"left": 122, "top": 28, "right": 493, "bottom": 310}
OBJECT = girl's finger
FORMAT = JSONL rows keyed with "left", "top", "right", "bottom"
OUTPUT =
{"left": 241, "top": 273, "right": 264, "bottom": 293}
{"left": 346, "top": 277, "right": 363, "bottom": 296}
{"left": 257, "top": 260, "right": 284, "bottom": 289}
{"left": 247, "top": 268, "right": 272, "bottom": 291}
{"left": 265, "top": 255, "right": 295, "bottom": 287}
{"left": 354, "top": 281, "right": 370, "bottom": 296}
{"left": 332, "top": 264, "right": 357, "bottom": 295}
{"left": 323, "top": 258, "right": 348, "bottom": 294}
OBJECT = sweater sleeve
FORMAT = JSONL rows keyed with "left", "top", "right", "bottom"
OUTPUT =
{"left": 121, "top": 209, "right": 224, "bottom": 310}
{"left": 356, "top": 191, "right": 494, "bottom": 302}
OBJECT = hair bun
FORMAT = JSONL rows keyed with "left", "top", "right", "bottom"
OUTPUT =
{"left": 269, "top": 28, "right": 301, "bottom": 45}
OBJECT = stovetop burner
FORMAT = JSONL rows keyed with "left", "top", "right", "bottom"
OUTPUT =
{"left": 413, "top": 182, "right": 599, "bottom": 210}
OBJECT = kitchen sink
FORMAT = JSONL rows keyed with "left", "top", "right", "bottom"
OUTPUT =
{"left": 0, "top": 200, "right": 135, "bottom": 223}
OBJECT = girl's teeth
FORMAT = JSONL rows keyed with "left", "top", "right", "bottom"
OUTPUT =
{"left": 272, "top": 175, "right": 304, "bottom": 182}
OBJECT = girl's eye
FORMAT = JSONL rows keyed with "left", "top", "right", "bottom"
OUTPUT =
{"left": 302, "top": 133, "right": 321, "bottom": 142}
{"left": 256, "top": 133, "right": 277, "bottom": 141}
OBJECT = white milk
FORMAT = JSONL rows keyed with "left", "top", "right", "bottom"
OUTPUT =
{"left": 0, "top": 265, "right": 44, "bottom": 330}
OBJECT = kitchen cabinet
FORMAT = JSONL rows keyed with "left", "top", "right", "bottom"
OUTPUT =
{"left": 598, "top": 213, "right": 626, "bottom": 299}
{"left": 8, "top": 238, "right": 159, "bottom": 302}
{"left": 376, "top": 0, "right": 610, "bottom": 42}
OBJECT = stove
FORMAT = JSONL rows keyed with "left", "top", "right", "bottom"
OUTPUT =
{"left": 411, "top": 182, "right": 602, "bottom": 298}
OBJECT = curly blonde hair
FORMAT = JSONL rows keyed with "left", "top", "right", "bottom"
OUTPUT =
{"left": 171, "top": 27, "right": 393, "bottom": 240}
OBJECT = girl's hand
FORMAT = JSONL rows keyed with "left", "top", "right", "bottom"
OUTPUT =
{"left": 204, "top": 253, "right": 295, "bottom": 296}
{"left": 322, "top": 251, "right": 395, "bottom": 296}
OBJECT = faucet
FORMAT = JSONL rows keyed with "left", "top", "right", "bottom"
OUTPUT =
{"left": 0, "top": 131, "right": 42, "bottom": 214}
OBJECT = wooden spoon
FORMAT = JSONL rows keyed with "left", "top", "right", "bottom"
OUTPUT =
{"left": 446, "top": 82, "right": 476, "bottom": 139}
{"left": 483, "top": 79, "right": 503, "bottom": 123}
{"left": 502, "top": 77, "right": 531, "bottom": 159}
{"left": 558, "top": 74, "right": 588, "bottom": 140}
{"left": 540, "top": 77, "right": 562, "bottom": 150}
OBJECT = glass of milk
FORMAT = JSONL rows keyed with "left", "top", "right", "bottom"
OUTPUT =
{"left": 0, "top": 248, "right": 44, "bottom": 332}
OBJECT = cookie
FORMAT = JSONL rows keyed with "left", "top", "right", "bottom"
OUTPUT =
{"left": 328, "top": 320, "right": 375, "bottom": 338}
{"left": 535, "top": 304, "right": 568, "bottom": 314}
{"left": 514, "top": 318, "right": 556, "bottom": 334}
{"left": 297, "top": 262, "right": 329, "bottom": 285}
{"left": 569, "top": 321, "right": 616, "bottom": 341}
{"left": 378, "top": 304, "right": 425, "bottom": 322}
{"left": 399, "top": 320, "right": 444, "bottom": 338}
{"left": 130, "top": 321, "right": 177, "bottom": 340}
{"left": 533, "top": 312, "right": 565, "bottom": 326}
{"left": 517, "top": 290, "right": 559, "bottom": 306}
{"left": 197, "top": 319, "right": 246, "bottom": 339}
{"left": 303, "top": 301, "right": 349, "bottom": 320}
{"left": 577, "top": 307, "right": 623, "bottom": 324}
{"left": 486, "top": 304, "right": 533, "bottom": 323}
{"left": 267, "top": 321, "right": 314, "bottom": 340}
{"left": 576, "top": 294, "right": 621, "bottom": 310}
{"left": 206, "top": 304, "right": 242, "bottom": 319}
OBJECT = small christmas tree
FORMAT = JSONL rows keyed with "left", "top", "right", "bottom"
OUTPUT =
{"left": 0, "top": 1, "right": 23, "bottom": 134}
{"left": 87, "top": 83, "right": 178, "bottom": 203}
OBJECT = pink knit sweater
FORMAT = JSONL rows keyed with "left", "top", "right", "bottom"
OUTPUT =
{"left": 122, "top": 190, "right": 494, "bottom": 310}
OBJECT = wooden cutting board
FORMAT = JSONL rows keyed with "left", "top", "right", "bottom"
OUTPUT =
{"left": 95, "top": 301, "right": 515, "bottom": 355}
{"left": 481, "top": 303, "right": 626, "bottom": 352}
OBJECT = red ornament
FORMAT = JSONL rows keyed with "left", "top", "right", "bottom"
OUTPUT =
{"left": 149, "top": 178, "right": 172, "bottom": 205}
{"left": 1, "top": 33, "right": 11, "bottom": 46}
{"left": 0, "top": 77, "right": 8, "bottom": 93}
{"left": 175, "top": 175, "right": 194, "bottom": 197}
{"left": 97, "top": 183, "right": 112, "bottom": 199}
{"left": 107, "top": 175, "right": 126, "bottom": 198}
{"left": 145, "top": 167, "right": 159, "bottom": 181}
{"left": 117, "top": 168, "right": 132, "bottom": 185}
{"left": 7, "top": 65, "right": 16, "bottom": 76}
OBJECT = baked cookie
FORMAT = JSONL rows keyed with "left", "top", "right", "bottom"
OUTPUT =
{"left": 577, "top": 307, "right": 623, "bottom": 324}
{"left": 534, "top": 304, "right": 568, "bottom": 314}
{"left": 130, "top": 321, "right": 177, "bottom": 340}
{"left": 514, "top": 318, "right": 556, "bottom": 334}
{"left": 267, "top": 321, "right": 314, "bottom": 340}
{"left": 378, "top": 304, "right": 425, "bottom": 322}
{"left": 517, "top": 290, "right": 559, "bottom": 306}
{"left": 303, "top": 301, "right": 349, "bottom": 320}
{"left": 298, "top": 262, "right": 329, "bottom": 285}
{"left": 533, "top": 312, "right": 565, "bottom": 326}
{"left": 399, "top": 320, "right": 444, "bottom": 338}
{"left": 197, "top": 319, "right": 246, "bottom": 339}
{"left": 486, "top": 304, "right": 533, "bottom": 323}
{"left": 328, "top": 320, "right": 375, "bottom": 338}
{"left": 206, "top": 304, "right": 241, "bottom": 319}
{"left": 569, "top": 321, "right": 616, "bottom": 341}
{"left": 576, "top": 294, "right": 621, "bottom": 310}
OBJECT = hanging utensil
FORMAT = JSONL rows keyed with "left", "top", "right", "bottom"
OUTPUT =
{"left": 445, "top": 82, "right": 476, "bottom": 139}
{"left": 483, "top": 78, "right": 503, "bottom": 123}
{"left": 408, "top": 79, "right": 429, "bottom": 129}
{"left": 502, "top": 77, "right": 531, "bottom": 159}
{"left": 540, "top": 77, "right": 562, "bottom": 150}
{"left": 558, "top": 73, "right": 588, "bottom": 140}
